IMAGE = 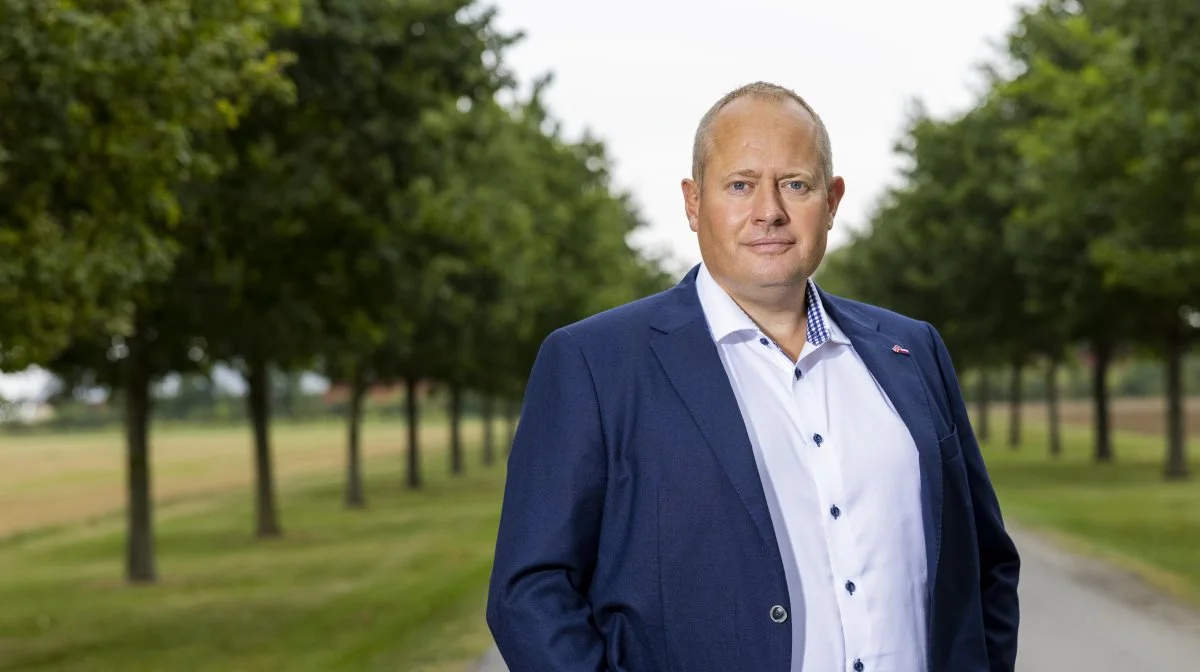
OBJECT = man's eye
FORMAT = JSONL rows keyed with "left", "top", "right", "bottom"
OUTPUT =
{"left": 786, "top": 180, "right": 809, "bottom": 191}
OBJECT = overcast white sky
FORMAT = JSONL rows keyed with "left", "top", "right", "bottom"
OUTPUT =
{"left": 491, "top": 0, "right": 1033, "bottom": 270}
{"left": 0, "top": 0, "right": 1034, "bottom": 400}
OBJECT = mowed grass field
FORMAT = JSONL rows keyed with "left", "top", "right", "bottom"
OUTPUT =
{"left": 978, "top": 396, "right": 1200, "bottom": 605}
{"left": 0, "top": 396, "right": 1197, "bottom": 671}
{"left": 0, "top": 418, "right": 507, "bottom": 672}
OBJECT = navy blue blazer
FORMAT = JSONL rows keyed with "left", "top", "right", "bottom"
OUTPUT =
{"left": 487, "top": 266, "right": 1020, "bottom": 672}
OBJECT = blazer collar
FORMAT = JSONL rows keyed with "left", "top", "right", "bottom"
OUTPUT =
{"left": 649, "top": 264, "right": 706, "bottom": 334}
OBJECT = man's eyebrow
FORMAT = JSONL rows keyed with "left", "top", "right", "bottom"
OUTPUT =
{"left": 722, "top": 169, "right": 816, "bottom": 180}
{"left": 724, "top": 169, "right": 761, "bottom": 179}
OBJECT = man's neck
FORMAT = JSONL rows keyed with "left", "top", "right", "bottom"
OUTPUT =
{"left": 719, "top": 278, "right": 810, "bottom": 361}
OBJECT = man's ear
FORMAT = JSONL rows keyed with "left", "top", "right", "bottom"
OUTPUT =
{"left": 826, "top": 175, "right": 846, "bottom": 229}
{"left": 682, "top": 178, "right": 701, "bottom": 232}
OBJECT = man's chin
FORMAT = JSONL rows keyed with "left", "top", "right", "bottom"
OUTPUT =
{"left": 746, "top": 266, "right": 809, "bottom": 289}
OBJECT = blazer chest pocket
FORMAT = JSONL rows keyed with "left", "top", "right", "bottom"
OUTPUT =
{"left": 937, "top": 425, "right": 962, "bottom": 461}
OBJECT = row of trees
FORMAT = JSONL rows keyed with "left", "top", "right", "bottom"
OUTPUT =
{"left": 821, "top": 0, "right": 1198, "bottom": 479}
{"left": 0, "top": 0, "right": 672, "bottom": 583}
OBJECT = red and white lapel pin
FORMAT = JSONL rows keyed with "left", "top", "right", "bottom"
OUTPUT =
{"left": 892, "top": 344, "right": 910, "bottom": 355}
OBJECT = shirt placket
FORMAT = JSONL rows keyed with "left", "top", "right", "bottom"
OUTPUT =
{"left": 793, "top": 343, "right": 873, "bottom": 672}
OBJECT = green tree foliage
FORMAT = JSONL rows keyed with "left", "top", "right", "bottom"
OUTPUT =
{"left": 834, "top": 0, "right": 1197, "bottom": 479}
{"left": 0, "top": 0, "right": 297, "bottom": 370}
{"left": 1000, "top": 2, "right": 1149, "bottom": 462}
{"left": 1001, "top": 0, "right": 1197, "bottom": 475}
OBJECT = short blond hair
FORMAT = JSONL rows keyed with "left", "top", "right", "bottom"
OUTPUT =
{"left": 691, "top": 81, "right": 833, "bottom": 189}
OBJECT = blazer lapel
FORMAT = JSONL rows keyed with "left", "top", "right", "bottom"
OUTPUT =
{"left": 646, "top": 269, "right": 944, "bottom": 583}
{"left": 649, "top": 270, "right": 778, "bottom": 546}
{"left": 820, "top": 291, "right": 944, "bottom": 591}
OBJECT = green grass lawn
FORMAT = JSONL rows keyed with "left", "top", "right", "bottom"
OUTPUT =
{"left": 2, "top": 409, "right": 1198, "bottom": 671}
{"left": 0, "top": 427, "right": 507, "bottom": 672}
{"left": 980, "top": 418, "right": 1200, "bottom": 605}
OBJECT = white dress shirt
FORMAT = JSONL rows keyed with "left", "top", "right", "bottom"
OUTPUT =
{"left": 695, "top": 263, "right": 928, "bottom": 672}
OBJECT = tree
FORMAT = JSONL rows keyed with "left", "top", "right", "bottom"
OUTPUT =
{"left": 1002, "top": 0, "right": 1198, "bottom": 475}
{"left": 406, "top": 101, "right": 514, "bottom": 478}
{"left": 21, "top": 0, "right": 299, "bottom": 583}
{"left": 189, "top": 0, "right": 516, "bottom": 515}
{"left": 1078, "top": 0, "right": 1200, "bottom": 479}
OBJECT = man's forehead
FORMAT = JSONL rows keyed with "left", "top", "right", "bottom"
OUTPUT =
{"left": 708, "top": 114, "right": 819, "bottom": 165}
{"left": 712, "top": 95, "right": 817, "bottom": 130}
{"left": 709, "top": 103, "right": 817, "bottom": 150}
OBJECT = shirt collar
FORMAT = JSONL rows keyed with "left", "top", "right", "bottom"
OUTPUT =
{"left": 696, "top": 262, "right": 849, "bottom": 346}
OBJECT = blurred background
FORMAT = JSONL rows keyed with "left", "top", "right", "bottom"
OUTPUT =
{"left": 1, "top": 0, "right": 1197, "bottom": 670}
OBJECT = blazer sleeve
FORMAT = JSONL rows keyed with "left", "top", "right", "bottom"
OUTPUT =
{"left": 486, "top": 327, "right": 608, "bottom": 672}
{"left": 925, "top": 322, "right": 1021, "bottom": 672}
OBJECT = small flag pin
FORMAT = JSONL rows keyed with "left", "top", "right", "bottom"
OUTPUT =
{"left": 892, "top": 344, "right": 910, "bottom": 355}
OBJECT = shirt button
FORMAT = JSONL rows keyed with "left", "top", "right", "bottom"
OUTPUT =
{"left": 759, "top": 336, "right": 770, "bottom": 346}
{"left": 830, "top": 505, "right": 841, "bottom": 519}
{"left": 769, "top": 605, "right": 788, "bottom": 623}
{"left": 812, "top": 433, "right": 824, "bottom": 446}
{"left": 845, "top": 580, "right": 856, "bottom": 595}
{"left": 794, "top": 367, "right": 802, "bottom": 380}
{"left": 853, "top": 659, "right": 864, "bottom": 672}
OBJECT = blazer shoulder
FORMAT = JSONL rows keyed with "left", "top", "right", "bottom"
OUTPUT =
{"left": 557, "top": 287, "right": 676, "bottom": 350}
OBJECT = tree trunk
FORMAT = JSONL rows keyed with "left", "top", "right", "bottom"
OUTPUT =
{"left": 449, "top": 384, "right": 463, "bottom": 475}
{"left": 975, "top": 369, "right": 991, "bottom": 443}
{"left": 1008, "top": 360, "right": 1023, "bottom": 449}
{"left": 1046, "top": 359, "right": 1062, "bottom": 458}
{"left": 1163, "top": 337, "right": 1189, "bottom": 480}
{"left": 406, "top": 377, "right": 421, "bottom": 489}
{"left": 482, "top": 396, "right": 496, "bottom": 467}
{"left": 125, "top": 337, "right": 156, "bottom": 584}
{"left": 246, "top": 357, "right": 282, "bottom": 538}
{"left": 345, "top": 364, "right": 367, "bottom": 508}
{"left": 1091, "top": 341, "right": 1113, "bottom": 463}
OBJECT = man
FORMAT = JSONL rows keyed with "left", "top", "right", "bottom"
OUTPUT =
{"left": 486, "top": 81, "right": 1020, "bottom": 672}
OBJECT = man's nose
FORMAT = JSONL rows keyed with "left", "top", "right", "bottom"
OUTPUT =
{"left": 752, "top": 184, "right": 788, "bottom": 226}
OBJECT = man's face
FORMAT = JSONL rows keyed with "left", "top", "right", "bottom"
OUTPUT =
{"left": 682, "top": 96, "right": 845, "bottom": 300}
